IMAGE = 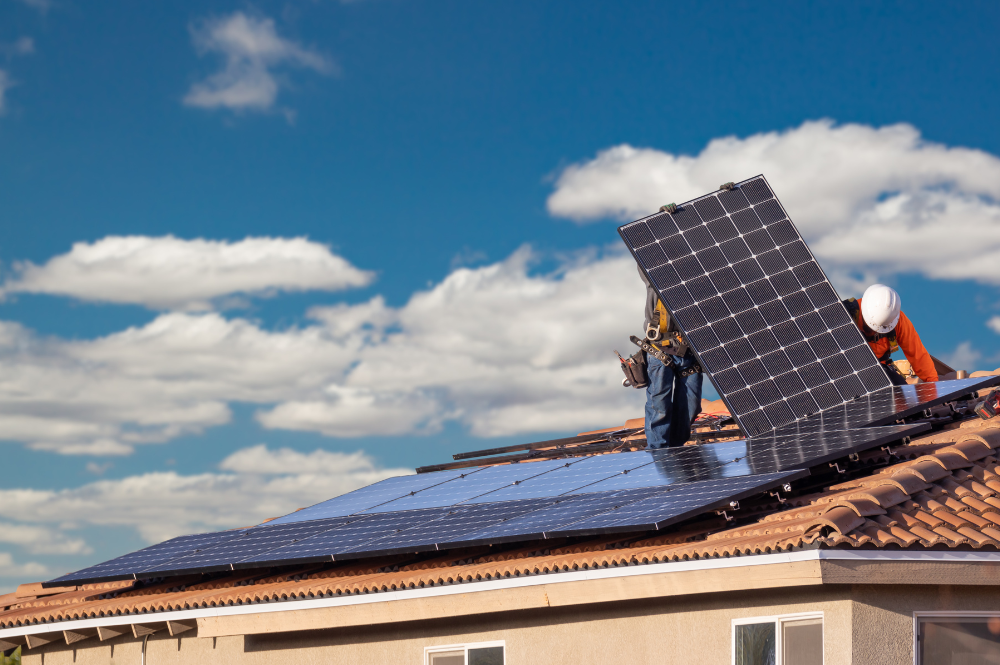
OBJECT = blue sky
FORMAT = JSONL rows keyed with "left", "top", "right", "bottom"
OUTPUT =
{"left": 1, "top": 0, "right": 1000, "bottom": 590}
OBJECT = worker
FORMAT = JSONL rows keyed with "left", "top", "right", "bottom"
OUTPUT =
{"left": 843, "top": 284, "right": 938, "bottom": 385}
{"left": 638, "top": 266, "right": 703, "bottom": 448}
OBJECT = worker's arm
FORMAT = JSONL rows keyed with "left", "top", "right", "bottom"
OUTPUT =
{"left": 895, "top": 311, "right": 938, "bottom": 382}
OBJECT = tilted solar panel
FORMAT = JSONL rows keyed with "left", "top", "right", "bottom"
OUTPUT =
{"left": 47, "top": 530, "right": 244, "bottom": 585}
{"left": 138, "top": 517, "right": 353, "bottom": 577}
{"left": 620, "top": 175, "right": 891, "bottom": 437}
{"left": 264, "top": 466, "right": 482, "bottom": 526}
{"left": 234, "top": 469, "right": 806, "bottom": 566}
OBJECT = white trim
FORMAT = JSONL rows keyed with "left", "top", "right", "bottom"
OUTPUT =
{"left": 911, "top": 611, "right": 1000, "bottom": 665}
{"left": 3, "top": 548, "right": 998, "bottom": 641}
{"left": 731, "top": 612, "right": 824, "bottom": 665}
{"left": 425, "top": 640, "right": 505, "bottom": 665}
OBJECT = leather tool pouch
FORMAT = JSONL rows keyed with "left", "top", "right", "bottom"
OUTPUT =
{"left": 620, "top": 350, "right": 649, "bottom": 389}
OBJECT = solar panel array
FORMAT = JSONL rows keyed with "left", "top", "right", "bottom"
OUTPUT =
{"left": 48, "top": 451, "right": 807, "bottom": 585}
{"left": 620, "top": 175, "right": 891, "bottom": 437}
{"left": 51, "top": 374, "right": 1000, "bottom": 585}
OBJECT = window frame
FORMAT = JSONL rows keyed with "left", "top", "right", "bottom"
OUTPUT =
{"left": 425, "top": 640, "right": 506, "bottom": 665}
{"left": 912, "top": 611, "right": 1000, "bottom": 665}
{"left": 731, "top": 611, "right": 824, "bottom": 665}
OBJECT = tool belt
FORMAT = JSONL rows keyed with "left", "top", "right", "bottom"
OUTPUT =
{"left": 625, "top": 332, "right": 703, "bottom": 381}
{"left": 618, "top": 349, "right": 649, "bottom": 389}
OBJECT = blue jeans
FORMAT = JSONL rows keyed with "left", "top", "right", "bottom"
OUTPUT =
{"left": 645, "top": 353, "right": 703, "bottom": 449}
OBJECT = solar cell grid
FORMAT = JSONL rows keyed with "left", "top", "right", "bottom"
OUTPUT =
{"left": 341, "top": 498, "right": 557, "bottom": 557}
{"left": 234, "top": 508, "right": 449, "bottom": 567}
{"left": 549, "top": 471, "right": 805, "bottom": 536}
{"left": 47, "top": 531, "right": 243, "bottom": 585}
{"left": 620, "top": 175, "right": 891, "bottom": 437}
{"left": 265, "top": 467, "right": 480, "bottom": 525}
{"left": 359, "top": 458, "right": 573, "bottom": 513}
{"left": 140, "top": 518, "right": 351, "bottom": 576}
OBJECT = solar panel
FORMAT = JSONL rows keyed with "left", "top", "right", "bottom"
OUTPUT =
{"left": 264, "top": 467, "right": 482, "bottom": 525}
{"left": 359, "top": 458, "right": 575, "bottom": 513}
{"left": 233, "top": 508, "right": 450, "bottom": 567}
{"left": 804, "top": 377, "right": 1000, "bottom": 432}
{"left": 46, "top": 530, "right": 243, "bottom": 585}
{"left": 446, "top": 487, "right": 670, "bottom": 546}
{"left": 620, "top": 175, "right": 891, "bottom": 437}
{"left": 237, "top": 470, "right": 805, "bottom": 566}
{"left": 339, "top": 498, "right": 558, "bottom": 558}
{"left": 137, "top": 517, "right": 353, "bottom": 577}
{"left": 548, "top": 471, "right": 805, "bottom": 536}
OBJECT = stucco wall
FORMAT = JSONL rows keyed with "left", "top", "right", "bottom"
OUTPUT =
{"left": 14, "top": 583, "right": 998, "bottom": 665}
{"left": 17, "top": 586, "right": 854, "bottom": 665}
{"left": 851, "top": 584, "right": 1000, "bottom": 665}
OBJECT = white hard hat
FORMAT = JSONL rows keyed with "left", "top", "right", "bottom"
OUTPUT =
{"left": 861, "top": 284, "right": 901, "bottom": 334}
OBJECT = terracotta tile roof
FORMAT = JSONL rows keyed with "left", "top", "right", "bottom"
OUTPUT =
{"left": 4, "top": 404, "right": 1000, "bottom": 631}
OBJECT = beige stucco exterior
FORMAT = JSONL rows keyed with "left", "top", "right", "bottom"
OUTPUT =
{"left": 13, "top": 580, "right": 1000, "bottom": 665}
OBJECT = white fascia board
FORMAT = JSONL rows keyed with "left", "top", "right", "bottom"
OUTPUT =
{"left": 2, "top": 548, "right": 998, "bottom": 641}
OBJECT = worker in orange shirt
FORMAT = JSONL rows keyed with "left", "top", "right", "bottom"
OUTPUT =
{"left": 843, "top": 284, "right": 938, "bottom": 385}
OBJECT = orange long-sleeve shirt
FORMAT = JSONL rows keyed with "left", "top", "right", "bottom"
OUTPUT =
{"left": 853, "top": 298, "right": 938, "bottom": 382}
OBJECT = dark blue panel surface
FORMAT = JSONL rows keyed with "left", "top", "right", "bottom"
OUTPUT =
{"left": 46, "top": 530, "right": 243, "bottom": 585}
{"left": 266, "top": 468, "right": 479, "bottom": 525}
{"left": 468, "top": 453, "right": 658, "bottom": 503}
{"left": 551, "top": 471, "right": 805, "bottom": 536}
{"left": 234, "top": 508, "right": 449, "bottom": 567}
{"left": 452, "top": 487, "right": 668, "bottom": 545}
{"left": 341, "top": 498, "right": 557, "bottom": 558}
{"left": 139, "top": 518, "right": 353, "bottom": 577}
{"left": 359, "top": 459, "right": 573, "bottom": 513}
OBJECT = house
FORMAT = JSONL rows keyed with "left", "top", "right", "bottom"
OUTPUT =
{"left": 3, "top": 370, "right": 1000, "bottom": 664}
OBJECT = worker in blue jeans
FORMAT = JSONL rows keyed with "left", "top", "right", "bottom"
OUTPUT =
{"left": 639, "top": 266, "right": 703, "bottom": 448}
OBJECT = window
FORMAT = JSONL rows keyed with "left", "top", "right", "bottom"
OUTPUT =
{"left": 733, "top": 613, "right": 823, "bottom": 665}
{"left": 916, "top": 614, "right": 1000, "bottom": 664}
{"left": 426, "top": 641, "right": 505, "bottom": 665}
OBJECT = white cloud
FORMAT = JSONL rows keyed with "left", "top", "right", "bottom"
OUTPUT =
{"left": 1, "top": 37, "right": 34, "bottom": 56}
{"left": 0, "top": 69, "right": 11, "bottom": 114}
{"left": 0, "top": 445, "right": 410, "bottom": 545}
{"left": 183, "top": 12, "right": 333, "bottom": 113}
{"left": 1, "top": 235, "right": 373, "bottom": 310}
{"left": 940, "top": 341, "right": 983, "bottom": 372}
{"left": 988, "top": 316, "right": 1000, "bottom": 335}
{"left": 547, "top": 120, "right": 1000, "bottom": 294}
{"left": 0, "top": 245, "right": 646, "bottom": 454}
{"left": 0, "top": 552, "right": 47, "bottom": 580}
{"left": 13, "top": 0, "right": 50, "bottom": 13}
{"left": 0, "top": 522, "right": 90, "bottom": 555}
{"left": 259, "top": 246, "right": 646, "bottom": 438}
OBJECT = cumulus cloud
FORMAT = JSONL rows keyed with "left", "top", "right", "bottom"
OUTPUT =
{"left": 0, "top": 444, "right": 407, "bottom": 589}
{"left": 0, "top": 553, "right": 47, "bottom": 580}
{"left": 0, "top": 246, "right": 646, "bottom": 455}
{"left": 0, "top": 445, "right": 410, "bottom": 545}
{"left": 988, "top": 316, "right": 1000, "bottom": 335}
{"left": 0, "top": 522, "right": 90, "bottom": 556}
{"left": 262, "top": 247, "right": 645, "bottom": 437}
{"left": 183, "top": 12, "right": 333, "bottom": 113}
{"left": 13, "top": 0, "right": 50, "bottom": 13}
{"left": 547, "top": 120, "right": 1000, "bottom": 294}
{"left": 1, "top": 37, "right": 34, "bottom": 56}
{"left": 1, "top": 235, "right": 373, "bottom": 310}
{"left": 0, "top": 69, "right": 11, "bottom": 114}
{"left": 941, "top": 341, "right": 983, "bottom": 372}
